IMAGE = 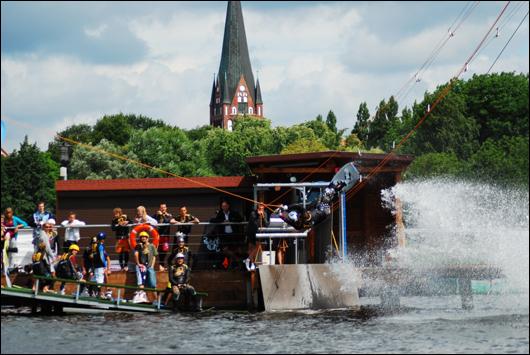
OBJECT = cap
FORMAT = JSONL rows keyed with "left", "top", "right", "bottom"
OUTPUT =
{"left": 177, "top": 236, "right": 185, "bottom": 243}
{"left": 176, "top": 253, "right": 185, "bottom": 259}
{"left": 69, "top": 244, "right": 80, "bottom": 252}
{"left": 139, "top": 231, "right": 150, "bottom": 238}
{"left": 97, "top": 232, "right": 106, "bottom": 240}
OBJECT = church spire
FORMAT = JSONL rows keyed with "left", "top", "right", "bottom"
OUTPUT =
{"left": 210, "top": 1, "right": 264, "bottom": 128}
{"left": 218, "top": 1, "right": 255, "bottom": 103}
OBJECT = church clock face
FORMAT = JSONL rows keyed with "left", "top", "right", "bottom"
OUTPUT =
{"left": 239, "top": 85, "right": 245, "bottom": 91}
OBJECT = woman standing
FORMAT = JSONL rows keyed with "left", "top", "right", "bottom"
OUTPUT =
{"left": 2, "top": 208, "right": 28, "bottom": 269}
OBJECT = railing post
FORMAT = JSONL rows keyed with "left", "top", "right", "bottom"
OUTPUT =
{"left": 157, "top": 293, "right": 162, "bottom": 311}
{"left": 294, "top": 237, "right": 298, "bottom": 264}
{"left": 75, "top": 283, "right": 80, "bottom": 302}
{"left": 116, "top": 289, "right": 121, "bottom": 307}
{"left": 340, "top": 191, "right": 347, "bottom": 261}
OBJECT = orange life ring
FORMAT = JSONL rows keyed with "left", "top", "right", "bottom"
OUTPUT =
{"left": 129, "top": 224, "right": 160, "bottom": 249}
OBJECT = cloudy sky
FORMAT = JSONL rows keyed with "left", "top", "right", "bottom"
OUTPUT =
{"left": 1, "top": 1, "right": 528, "bottom": 151}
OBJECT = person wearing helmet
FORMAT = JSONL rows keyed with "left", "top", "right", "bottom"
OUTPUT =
{"left": 91, "top": 232, "right": 111, "bottom": 298}
{"left": 133, "top": 231, "right": 158, "bottom": 302}
{"left": 56, "top": 244, "right": 84, "bottom": 295}
{"left": 168, "top": 234, "right": 193, "bottom": 269}
{"left": 168, "top": 252, "right": 199, "bottom": 311}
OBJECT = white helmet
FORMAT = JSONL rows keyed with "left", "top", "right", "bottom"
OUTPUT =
{"left": 176, "top": 253, "right": 186, "bottom": 259}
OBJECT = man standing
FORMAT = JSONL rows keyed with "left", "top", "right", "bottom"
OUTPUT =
{"left": 60, "top": 212, "right": 86, "bottom": 252}
{"left": 152, "top": 203, "right": 173, "bottom": 272}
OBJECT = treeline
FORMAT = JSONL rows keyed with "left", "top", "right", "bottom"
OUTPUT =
{"left": 1, "top": 72, "right": 528, "bottom": 220}
{"left": 352, "top": 72, "right": 528, "bottom": 185}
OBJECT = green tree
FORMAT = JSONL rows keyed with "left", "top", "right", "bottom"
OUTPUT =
{"left": 352, "top": 102, "right": 370, "bottom": 144}
{"left": 69, "top": 139, "right": 147, "bottom": 180}
{"left": 463, "top": 73, "right": 529, "bottom": 143}
{"left": 1, "top": 137, "right": 59, "bottom": 221}
{"left": 466, "top": 136, "right": 529, "bottom": 187}
{"left": 326, "top": 110, "right": 338, "bottom": 133}
{"left": 408, "top": 84, "right": 479, "bottom": 160}
{"left": 403, "top": 152, "right": 465, "bottom": 180}
{"left": 280, "top": 138, "right": 328, "bottom": 154}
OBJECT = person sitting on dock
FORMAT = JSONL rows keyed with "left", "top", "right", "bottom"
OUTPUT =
{"left": 56, "top": 244, "right": 84, "bottom": 295}
{"left": 91, "top": 232, "right": 111, "bottom": 298}
{"left": 168, "top": 252, "right": 199, "bottom": 311}
{"left": 111, "top": 208, "right": 131, "bottom": 271}
{"left": 133, "top": 231, "right": 158, "bottom": 301}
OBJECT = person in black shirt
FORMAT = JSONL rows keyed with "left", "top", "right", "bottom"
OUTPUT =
{"left": 112, "top": 208, "right": 131, "bottom": 271}
{"left": 152, "top": 203, "right": 173, "bottom": 272}
{"left": 211, "top": 200, "right": 244, "bottom": 268}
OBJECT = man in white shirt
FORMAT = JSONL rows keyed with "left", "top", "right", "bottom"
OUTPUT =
{"left": 61, "top": 212, "right": 86, "bottom": 252}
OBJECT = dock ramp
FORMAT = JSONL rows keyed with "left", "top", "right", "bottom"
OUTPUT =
{"left": 259, "top": 264, "right": 361, "bottom": 311}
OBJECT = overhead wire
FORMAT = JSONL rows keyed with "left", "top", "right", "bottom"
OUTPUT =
{"left": 332, "top": 1, "right": 512, "bottom": 211}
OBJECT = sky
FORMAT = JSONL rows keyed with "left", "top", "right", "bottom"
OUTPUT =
{"left": 1, "top": 1, "right": 529, "bottom": 152}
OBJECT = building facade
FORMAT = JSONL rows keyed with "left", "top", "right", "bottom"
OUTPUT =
{"left": 210, "top": 1, "right": 263, "bottom": 130}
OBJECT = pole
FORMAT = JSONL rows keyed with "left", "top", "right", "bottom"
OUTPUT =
{"left": 340, "top": 191, "right": 347, "bottom": 261}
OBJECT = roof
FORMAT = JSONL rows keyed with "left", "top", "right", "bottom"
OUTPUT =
{"left": 56, "top": 176, "right": 254, "bottom": 192}
{"left": 246, "top": 151, "right": 414, "bottom": 174}
{"left": 218, "top": 1, "right": 255, "bottom": 103}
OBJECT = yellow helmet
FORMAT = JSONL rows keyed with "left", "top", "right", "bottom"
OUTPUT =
{"left": 69, "top": 244, "right": 80, "bottom": 252}
{"left": 139, "top": 231, "right": 150, "bottom": 238}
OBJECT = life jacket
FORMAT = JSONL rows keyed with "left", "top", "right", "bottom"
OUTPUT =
{"left": 171, "top": 264, "right": 189, "bottom": 285}
{"left": 56, "top": 253, "right": 74, "bottom": 278}
{"left": 31, "top": 250, "right": 49, "bottom": 276}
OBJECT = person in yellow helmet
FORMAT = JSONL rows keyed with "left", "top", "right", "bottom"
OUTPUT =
{"left": 56, "top": 243, "right": 83, "bottom": 295}
{"left": 133, "top": 231, "right": 158, "bottom": 303}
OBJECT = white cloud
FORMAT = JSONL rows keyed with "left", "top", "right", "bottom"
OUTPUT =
{"left": 1, "top": 1, "right": 528, "bottom": 152}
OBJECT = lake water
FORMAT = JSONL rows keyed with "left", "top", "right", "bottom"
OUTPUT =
{"left": 2, "top": 295, "right": 528, "bottom": 354}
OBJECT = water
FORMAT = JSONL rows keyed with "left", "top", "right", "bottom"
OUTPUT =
{"left": 2, "top": 179, "right": 529, "bottom": 353}
{"left": 2, "top": 295, "right": 528, "bottom": 354}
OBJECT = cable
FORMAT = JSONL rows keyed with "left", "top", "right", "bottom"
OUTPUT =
{"left": 487, "top": 10, "right": 529, "bottom": 73}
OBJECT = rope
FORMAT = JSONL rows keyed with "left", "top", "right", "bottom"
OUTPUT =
{"left": 332, "top": 0, "right": 511, "bottom": 210}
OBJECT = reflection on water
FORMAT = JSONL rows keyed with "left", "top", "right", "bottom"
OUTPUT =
{"left": 2, "top": 295, "right": 528, "bottom": 354}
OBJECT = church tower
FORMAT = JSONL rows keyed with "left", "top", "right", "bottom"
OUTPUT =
{"left": 210, "top": 1, "right": 263, "bottom": 130}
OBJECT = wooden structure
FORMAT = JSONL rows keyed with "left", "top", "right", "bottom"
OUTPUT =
{"left": 246, "top": 151, "right": 414, "bottom": 265}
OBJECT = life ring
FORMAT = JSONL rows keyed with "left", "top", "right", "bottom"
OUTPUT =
{"left": 129, "top": 224, "right": 160, "bottom": 249}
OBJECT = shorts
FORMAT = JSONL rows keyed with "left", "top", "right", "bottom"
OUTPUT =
{"left": 92, "top": 267, "right": 105, "bottom": 284}
{"left": 115, "top": 239, "right": 131, "bottom": 253}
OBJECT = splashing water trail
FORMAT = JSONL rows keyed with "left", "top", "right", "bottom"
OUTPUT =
{"left": 381, "top": 178, "right": 529, "bottom": 301}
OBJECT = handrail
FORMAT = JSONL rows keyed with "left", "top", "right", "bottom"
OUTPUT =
{"left": 32, "top": 274, "right": 165, "bottom": 292}
{"left": 3, "top": 221, "right": 249, "bottom": 231}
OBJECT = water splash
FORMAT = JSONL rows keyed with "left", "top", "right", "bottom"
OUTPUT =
{"left": 381, "top": 178, "right": 529, "bottom": 296}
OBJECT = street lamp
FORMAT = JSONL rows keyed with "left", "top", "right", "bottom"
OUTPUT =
{"left": 59, "top": 141, "right": 71, "bottom": 180}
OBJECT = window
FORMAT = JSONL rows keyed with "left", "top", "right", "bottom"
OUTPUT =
{"left": 227, "top": 119, "right": 233, "bottom": 131}
{"left": 238, "top": 102, "right": 248, "bottom": 114}
{"left": 249, "top": 107, "right": 253, "bottom": 115}
{"left": 258, "top": 106, "right": 261, "bottom": 116}
{"left": 232, "top": 107, "right": 237, "bottom": 114}
{"left": 225, "top": 106, "right": 228, "bottom": 116}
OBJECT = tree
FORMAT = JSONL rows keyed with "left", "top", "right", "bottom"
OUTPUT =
{"left": 463, "top": 73, "right": 529, "bottom": 143}
{"left": 352, "top": 102, "right": 370, "bottom": 144}
{"left": 48, "top": 123, "right": 94, "bottom": 164}
{"left": 280, "top": 138, "right": 328, "bottom": 154}
{"left": 326, "top": 110, "right": 338, "bottom": 133}
{"left": 407, "top": 83, "right": 479, "bottom": 160}
{"left": 69, "top": 139, "right": 147, "bottom": 180}
{"left": 1, "top": 137, "right": 59, "bottom": 221}
{"left": 466, "top": 136, "right": 529, "bottom": 187}
{"left": 403, "top": 152, "right": 465, "bottom": 180}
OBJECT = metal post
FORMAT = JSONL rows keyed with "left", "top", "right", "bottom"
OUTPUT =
{"left": 116, "top": 289, "right": 121, "bottom": 307}
{"left": 340, "top": 192, "right": 347, "bottom": 261}
{"left": 34, "top": 279, "right": 39, "bottom": 296}
{"left": 294, "top": 237, "right": 298, "bottom": 264}
{"left": 269, "top": 237, "right": 272, "bottom": 264}
{"left": 75, "top": 284, "right": 80, "bottom": 302}
{"left": 157, "top": 293, "right": 162, "bottom": 311}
